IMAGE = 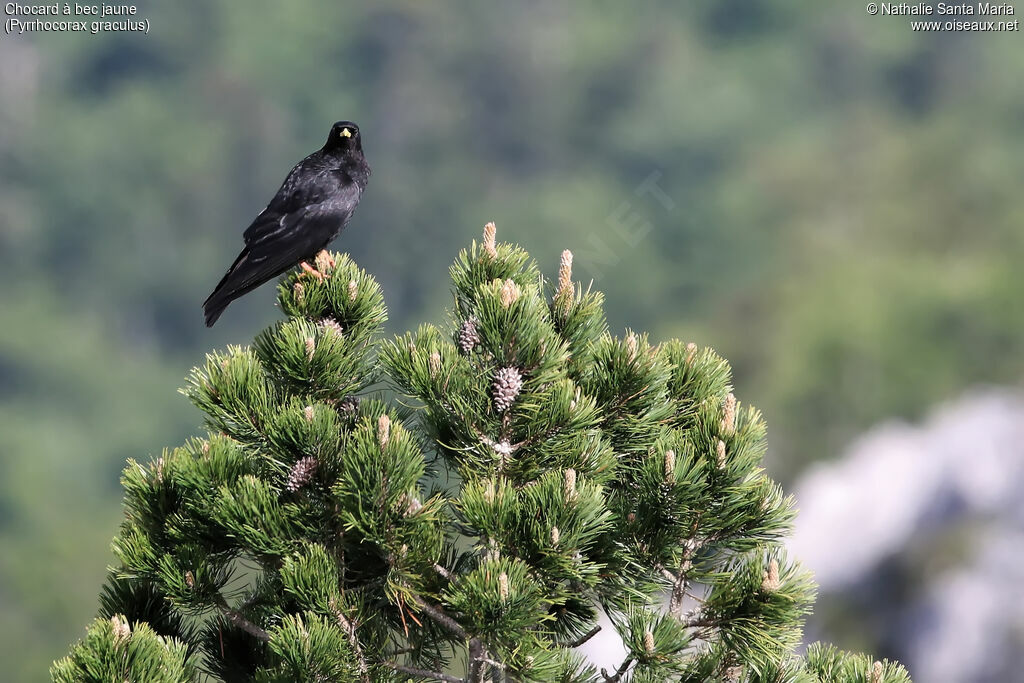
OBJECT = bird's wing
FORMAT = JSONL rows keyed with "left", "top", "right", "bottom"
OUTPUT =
{"left": 244, "top": 168, "right": 356, "bottom": 245}
{"left": 203, "top": 203, "right": 339, "bottom": 326}
{"left": 224, "top": 203, "right": 342, "bottom": 295}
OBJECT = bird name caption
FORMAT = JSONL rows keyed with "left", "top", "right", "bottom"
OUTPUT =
{"left": 4, "top": 3, "right": 149, "bottom": 35}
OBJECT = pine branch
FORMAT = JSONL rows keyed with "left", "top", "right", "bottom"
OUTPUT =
{"left": 668, "top": 539, "right": 697, "bottom": 618}
{"left": 402, "top": 566, "right": 500, "bottom": 681}
{"left": 568, "top": 624, "right": 602, "bottom": 648}
{"left": 479, "top": 654, "right": 507, "bottom": 672}
{"left": 601, "top": 655, "right": 634, "bottom": 682}
{"left": 387, "top": 662, "right": 466, "bottom": 683}
{"left": 217, "top": 603, "right": 269, "bottom": 642}
{"left": 467, "top": 638, "right": 485, "bottom": 683}
{"left": 683, "top": 614, "right": 719, "bottom": 629}
{"left": 335, "top": 608, "right": 370, "bottom": 683}
{"left": 413, "top": 596, "right": 468, "bottom": 640}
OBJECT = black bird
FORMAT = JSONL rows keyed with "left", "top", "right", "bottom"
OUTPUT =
{"left": 203, "top": 121, "right": 371, "bottom": 326}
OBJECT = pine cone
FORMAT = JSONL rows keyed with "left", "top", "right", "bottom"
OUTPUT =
{"left": 492, "top": 366, "right": 523, "bottom": 413}
{"left": 499, "top": 279, "right": 521, "bottom": 308}
{"left": 482, "top": 221, "right": 497, "bottom": 258}
{"left": 761, "top": 559, "right": 781, "bottom": 592}
{"left": 643, "top": 630, "right": 655, "bottom": 654}
{"left": 110, "top": 616, "right": 131, "bottom": 644}
{"left": 498, "top": 572, "right": 510, "bottom": 601}
{"left": 457, "top": 317, "right": 481, "bottom": 355}
{"left": 320, "top": 317, "right": 344, "bottom": 337}
{"left": 286, "top": 456, "right": 318, "bottom": 492}
{"left": 721, "top": 392, "right": 736, "bottom": 436}
{"left": 338, "top": 396, "right": 360, "bottom": 417}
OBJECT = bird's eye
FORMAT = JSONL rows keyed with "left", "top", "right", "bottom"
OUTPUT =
{"left": 340, "top": 128, "right": 352, "bottom": 138}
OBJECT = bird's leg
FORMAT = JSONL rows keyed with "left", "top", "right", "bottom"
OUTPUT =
{"left": 314, "top": 249, "right": 336, "bottom": 271}
{"left": 300, "top": 261, "right": 325, "bottom": 281}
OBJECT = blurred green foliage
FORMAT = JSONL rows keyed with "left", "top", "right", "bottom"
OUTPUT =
{"left": 0, "top": 2, "right": 1021, "bottom": 678}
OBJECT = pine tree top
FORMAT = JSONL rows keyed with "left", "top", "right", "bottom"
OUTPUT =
{"left": 53, "top": 226, "right": 911, "bottom": 683}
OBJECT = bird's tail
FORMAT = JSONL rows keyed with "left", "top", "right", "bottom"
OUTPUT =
{"left": 203, "top": 247, "right": 252, "bottom": 327}
{"left": 203, "top": 292, "right": 232, "bottom": 327}
{"left": 203, "top": 245, "right": 304, "bottom": 326}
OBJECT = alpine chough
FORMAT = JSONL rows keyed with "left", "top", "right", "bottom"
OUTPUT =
{"left": 203, "top": 121, "right": 370, "bottom": 326}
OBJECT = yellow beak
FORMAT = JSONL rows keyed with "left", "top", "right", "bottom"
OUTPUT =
{"left": 340, "top": 128, "right": 352, "bottom": 138}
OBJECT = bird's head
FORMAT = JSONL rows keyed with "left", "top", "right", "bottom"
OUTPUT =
{"left": 324, "top": 121, "right": 362, "bottom": 155}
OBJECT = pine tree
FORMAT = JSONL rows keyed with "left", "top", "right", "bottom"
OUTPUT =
{"left": 53, "top": 227, "right": 911, "bottom": 682}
